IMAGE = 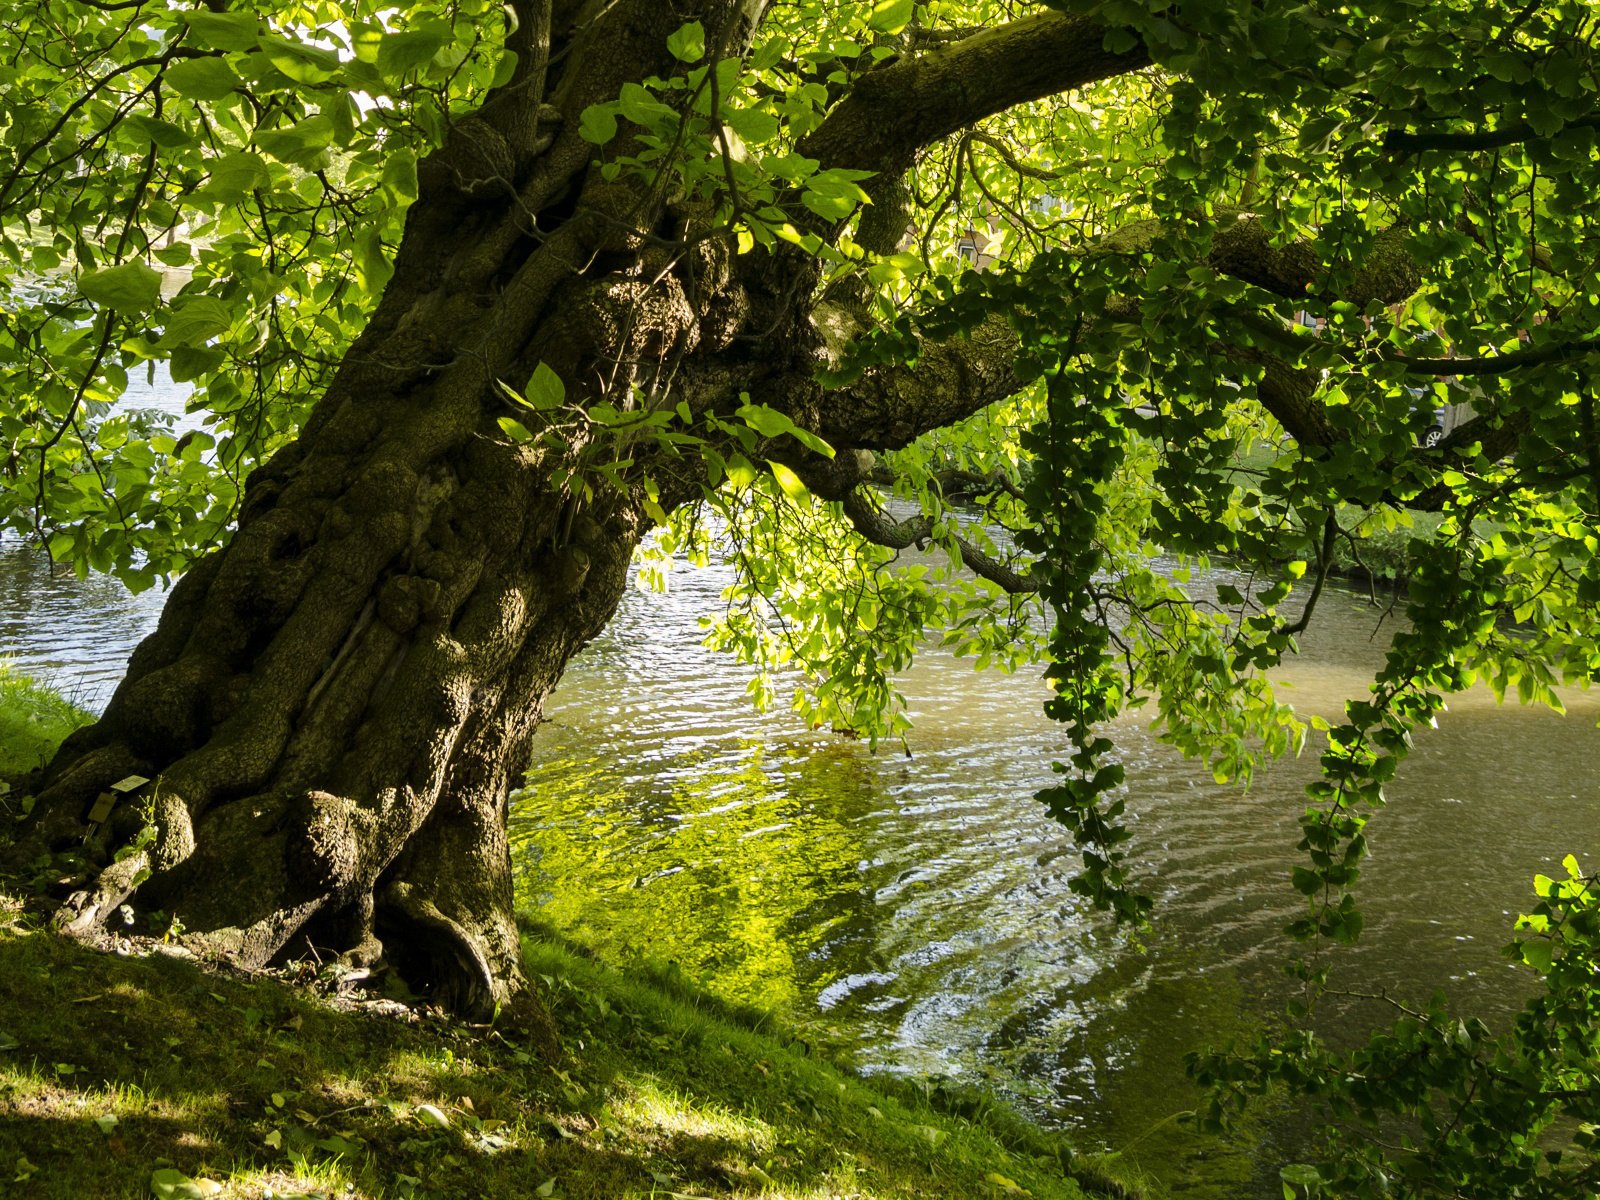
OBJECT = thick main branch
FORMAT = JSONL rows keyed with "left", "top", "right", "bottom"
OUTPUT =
{"left": 800, "top": 12, "right": 1151, "bottom": 174}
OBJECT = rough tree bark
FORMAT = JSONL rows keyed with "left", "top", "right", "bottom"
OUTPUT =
{"left": 2, "top": 1, "right": 1150, "bottom": 1021}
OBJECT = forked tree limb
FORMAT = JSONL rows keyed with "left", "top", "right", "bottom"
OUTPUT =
{"left": 790, "top": 450, "right": 1037, "bottom": 594}
{"left": 811, "top": 214, "right": 1419, "bottom": 454}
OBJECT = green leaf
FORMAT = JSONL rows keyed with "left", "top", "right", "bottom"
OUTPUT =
{"left": 169, "top": 345, "right": 225, "bottom": 382}
{"left": 801, "top": 189, "right": 859, "bottom": 221}
{"left": 258, "top": 35, "right": 342, "bottom": 84}
{"left": 527, "top": 362, "right": 565, "bottom": 410}
{"left": 158, "top": 297, "right": 233, "bottom": 348}
{"left": 866, "top": 250, "right": 925, "bottom": 285}
{"left": 737, "top": 403, "right": 798, "bottom": 439}
{"left": 498, "top": 416, "right": 534, "bottom": 442}
{"left": 867, "top": 0, "right": 915, "bottom": 35}
{"left": 723, "top": 454, "right": 759, "bottom": 489}
{"left": 1519, "top": 939, "right": 1554, "bottom": 973}
{"left": 182, "top": 11, "right": 258, "bottom": 51}
{"left": 666, "top": 21, "right": 706, "bottom": 63}
{"left": 1298, "top": 114, "right": 1341, "bottom": 152}
{"left": 414, "top": 1103, "right": 451, "bottom": 1129}
{"left": 80, "top": 263, "right": 163, "bottom": 314}
{"left": 256, "top": 116, "right": 336, "bottom": 167}
{"left": 149, "top": 1168, "right": 206, "bottom": 1200}
{"left": 723, "top": 105, "right": 780, "bottom": 144}
{"left": 153, "top": 237, "right": 192, "bottom": 266}
{"left": 201, "top": 151, "right": 273, "bottom": 200}
{"left": 579, "top": 103, "right": 619, "bottom": 145}
{"left": 382, "top": 151, "right": 420, "bottom": 201}
{"left": 735, "top": 403, "right": 833, "bottom": 457}
{"left": 378, "top": 28, "right": 448, "bottom": 80}
{"left": 1279, "top": 1163, "right": 1323, "bottom": 1195}
{"left": 1290, "top": 866, "right": 1322, "bottom": 895}
{"left": 1103, "top": 26, "right": 1139, "bottom": 54}
{"left": 802, "top": 167, "right": 873, "bottom": 220}
{"left": 126, "top": 116, "right": 197, "bottom": 150}
{"left": 767, "top": 460, "right": 809, "bottom": 500}
{"left": 617, "top": 82, "right": 676, "bottom": 129}
{"left": 164, "top": 57, "right": 240, "bottom": 101}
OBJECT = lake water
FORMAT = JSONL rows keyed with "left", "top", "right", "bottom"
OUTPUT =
{"left": 2, "top": 450, "right": 1596, "bottom": 1195}
{"left": 508, "top": 558, "right": 1600, "bottom": 1194}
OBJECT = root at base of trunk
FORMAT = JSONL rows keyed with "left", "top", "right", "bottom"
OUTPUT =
{"left": 7, "top": 839, "right": 557, "bottom": 1056}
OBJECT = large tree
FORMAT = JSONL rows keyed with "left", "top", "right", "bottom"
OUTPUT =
{"left": 2, "top": 0, "right": 1596, "bottom": 1144}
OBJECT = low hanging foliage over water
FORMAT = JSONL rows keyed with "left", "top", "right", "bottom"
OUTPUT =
{"left": 1, "top": 0, "right": 1597, "bottom": 1193}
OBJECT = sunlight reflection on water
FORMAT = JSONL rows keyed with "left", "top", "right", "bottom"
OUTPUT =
{"left": 3, "top": 509, "right": 1596, "bottom": 1197}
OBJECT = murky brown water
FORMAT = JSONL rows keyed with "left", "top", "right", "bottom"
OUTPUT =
{"left": 4, "top": 446, "right": 1596, "bottom": 1195}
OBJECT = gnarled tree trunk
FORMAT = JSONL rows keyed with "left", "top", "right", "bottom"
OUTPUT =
{"left": 3, "top": 0, "right": 1148, "bottom": 1019}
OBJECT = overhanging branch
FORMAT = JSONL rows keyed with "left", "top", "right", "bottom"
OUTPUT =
{"left": 1398, "top": 336, "right": 1600, "bottom": 376}
{"left": 792, "top": 451, "right": 1036, "bottom": 594}
{"left": 838, "top": 490, "right": 1036, "bottom": 594}
{"left": 799, "top": 12, "right": 1151, "bottom": 175}
{"left": 1384, "top": 111, "right": 1600, "bottom": 155}
{"left": 809, "top": 310, "right": 1023, "bottom": 451}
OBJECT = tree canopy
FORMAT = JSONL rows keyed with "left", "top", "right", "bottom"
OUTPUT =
{"left": 3, "top": 0, "right": 1598, "bottom": 1194}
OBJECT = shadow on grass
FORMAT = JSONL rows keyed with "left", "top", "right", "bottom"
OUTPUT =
{"left": 0, "top": 917, "right": 1121, "bottom": 1200}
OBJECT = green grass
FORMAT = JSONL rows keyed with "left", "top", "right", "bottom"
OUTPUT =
{"left": 0, "top": 670, "right": 1136, "bottom": 1200}
{"left": 0, "top": 912, "right": 1130, "bottom": 1200}
{"left": 0, "top": 663, "right": 91, "bottom": 782}
{"left": 1324, "top": 504, "right": 1446, "bottom": 585}
{"left": 1325, "top": 506, "right": 1505, "bottom": 587}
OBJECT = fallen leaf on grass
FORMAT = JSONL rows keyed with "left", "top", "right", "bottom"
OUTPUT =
{"left": 149, "top": 1168, "right": 223, "bottom": 1198}
{"left": 414, "top": 1103, "right": 451, "bottom": 1129}
{"left": 986, "top": 1171, "right": 1031, "bottom": 1195}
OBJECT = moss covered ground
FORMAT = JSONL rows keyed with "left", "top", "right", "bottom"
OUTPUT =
{"left": 0, "top": 668, "right": 1134, "bottom": 1200}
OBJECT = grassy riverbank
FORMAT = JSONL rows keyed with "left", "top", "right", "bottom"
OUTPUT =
{"left": 0, "top": 665, "right": 90, "bottom": 778}
{"left": 0, "top": 668, "right": 1135, "bottom": 1200}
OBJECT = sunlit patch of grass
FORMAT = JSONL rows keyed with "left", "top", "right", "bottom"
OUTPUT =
{"left": 0, "top": 662, "right": 91, "bottom": 781}
{"left": 0, "top": 911, "right": 1133, "bottom": 1200}
{"left": 607, "top": 1078, "right": 774, "bottom": 1146}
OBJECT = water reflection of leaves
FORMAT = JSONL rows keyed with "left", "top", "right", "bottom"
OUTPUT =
{"left": 512, "top": 736, "right": 878, "bottom": 1015}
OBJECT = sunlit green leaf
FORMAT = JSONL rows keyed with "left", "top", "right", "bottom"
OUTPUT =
{"left": 80, "top": 263, "right": 162, "bottom": 313}
{"left": 378, "top": 28, "right": 448, "bottom": 80}
{"left": 667, "top": 21, "right": 706, "bottom": 63}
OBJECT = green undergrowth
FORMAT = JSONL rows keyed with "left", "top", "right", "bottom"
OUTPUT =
{"left": 0, "top": 670, "right": 1136, "bottom": 1200}
{"left": 0, "top": 663, "right": 90, "bottom": 783}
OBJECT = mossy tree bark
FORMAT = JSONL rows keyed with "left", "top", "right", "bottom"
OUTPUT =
{"left": 3, "top": 0, "right": 1151, "bottom": 1019}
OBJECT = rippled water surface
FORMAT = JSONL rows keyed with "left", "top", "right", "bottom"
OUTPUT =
{"left": 0, "top": 370, "right": 189, "bottom": 708}
{"left": 4, "top": 507, "right": 1597, "bottom": 1196}
{"left": 515, "top": 562, "right": 1600, "bottom": 1195}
